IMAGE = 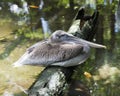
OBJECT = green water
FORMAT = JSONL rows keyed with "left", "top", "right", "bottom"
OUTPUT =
{"left": 0, "top": 0, "right": 120, "bottom": 96}
{"left": 0, "top": 18, "right": 43, "bottom": 95}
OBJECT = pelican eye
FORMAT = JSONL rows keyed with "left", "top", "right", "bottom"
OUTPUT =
{"left": 56, "top": 34, "right": 67, "bottom": 39}
{"left": 60, "top": 34, "right": 68, "bottom": 38}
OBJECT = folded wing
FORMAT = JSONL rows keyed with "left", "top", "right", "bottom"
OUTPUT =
{"left": 13, "top": 41, "right": 84, "bottom": 67}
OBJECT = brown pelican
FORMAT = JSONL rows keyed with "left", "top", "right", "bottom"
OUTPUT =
{"left": 13, "top": 30, "right": 106, "bottom": 67}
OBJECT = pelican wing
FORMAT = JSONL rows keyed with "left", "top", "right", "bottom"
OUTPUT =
{"left": 13, "top": 41, "right": 84, "bottom": 67}
{"left": 27, "top": 40, "right": 48, "bottom": 53}
{"left": 29, "top": 42, "right": 84, "bottom": 66}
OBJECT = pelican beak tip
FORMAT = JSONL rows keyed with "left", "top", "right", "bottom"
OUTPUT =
{"left": 103, "top": 46, "right": 107, "bottom": 49}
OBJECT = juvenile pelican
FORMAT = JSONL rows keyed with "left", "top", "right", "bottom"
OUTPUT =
{"left": 13, "top": 30, "right": 106, "bottom": 67}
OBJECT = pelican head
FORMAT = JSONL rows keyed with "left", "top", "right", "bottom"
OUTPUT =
{"left": 50, "top": 30, "right": 74, "bottom": 43}
{"left": 50, "top": 30, "right": 106, "bottom": 49}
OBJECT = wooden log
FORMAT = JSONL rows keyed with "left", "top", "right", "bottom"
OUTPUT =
{"left": 28, "top": 8, "right": 99, "bottom": 96}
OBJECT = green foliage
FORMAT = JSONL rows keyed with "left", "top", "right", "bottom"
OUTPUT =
{"left": 15, "top": 26, "right": 44, "bottom": 40}
{"left": 97, "top": 0, "right": 104, "bottom": 4}
{"left": 43, "top": 6, "right": 52, "bottom": 12}
{"left": 58, "top": 0, "right": 69, "bottom": 7}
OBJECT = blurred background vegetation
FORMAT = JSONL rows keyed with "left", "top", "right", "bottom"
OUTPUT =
{"left": 0, "top": 0, "right": 120, "bottom": 96}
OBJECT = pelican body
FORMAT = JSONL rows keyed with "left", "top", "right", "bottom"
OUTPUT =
{"left": 13, "top": 30, "right": 106, "bottom": 67}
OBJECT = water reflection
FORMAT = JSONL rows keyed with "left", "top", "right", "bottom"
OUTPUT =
{"left": 40, "top": 17, "right": 51, "bottom": 39}
{"left": 0, "top": 0, "right": 120, "bottom": 96}
{"left": 39, "top": 0, "right": 51, "bottom": 39}
{"left": 116, "top": 0, "right": 120, "bottom": 31}
{"left": 9, "top": 0, "right": 29, "bottom": 14}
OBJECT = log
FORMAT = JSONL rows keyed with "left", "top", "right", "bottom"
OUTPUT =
{"left": 28, "top": 8, "right": 99, "bottom": 96}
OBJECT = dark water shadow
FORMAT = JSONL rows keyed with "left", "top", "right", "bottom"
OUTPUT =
{"left": 0, "top": 36, "right": 25, "bottom": 59}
